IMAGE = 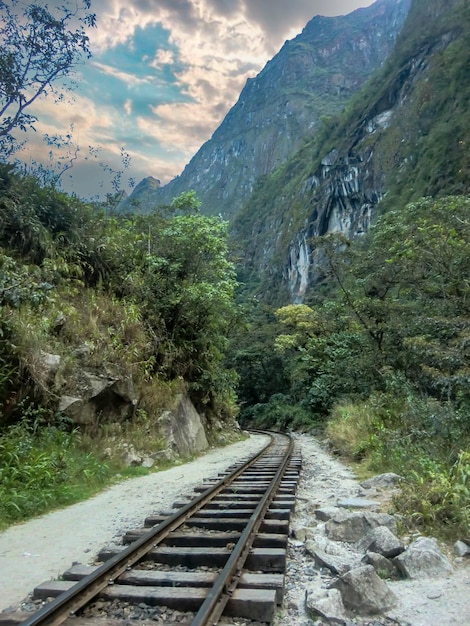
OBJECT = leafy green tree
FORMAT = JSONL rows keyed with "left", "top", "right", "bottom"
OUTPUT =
{"left": 0, "top": 176, "right": 239, "bottom": 423}
{"left": 348, "top": 196, "right": 470, "bottom": 403}
{"left": 274, "top": 302, "right": 379, "bottom": 416}
{"left": 141, "top": 211, "right": 238, "bottom": 412}
{"left": 0, "top": 162, "right": 95, "bottom": 265}
{"left": 0, "top": 0, "right": 96, "bottom": 156}
{"left": 255, "top": 196, "right": 470, "bottom": 429}
{"left": 170, "top": 190, "right": 201, "bottom": 214}
{"left": 226, "top": 301, "right": 291, "bottom": 420}
{"left": 75, "top": 194, "right": 240, "bottom": 416}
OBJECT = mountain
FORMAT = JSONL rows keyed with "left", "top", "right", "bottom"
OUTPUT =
{"left": 124, "top": 0, "right": 411, "bottom": 218}
{"left": 232, "top": 0, "right": 470, "bottom": 303}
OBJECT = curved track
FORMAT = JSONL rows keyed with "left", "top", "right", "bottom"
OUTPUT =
{"left": 13, "top": 432, "right": 301, "bottom": 626}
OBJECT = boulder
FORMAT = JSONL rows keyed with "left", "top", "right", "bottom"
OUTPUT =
{"left": 393, "top": 537, "right": 453, "bottom": 579}
{"left": 305, "top": 587, "right": 347, "bottom": 624}
{"left": 58, "top": 395, "right": 95, "bottom": 424}
{"left": 141, "top": 457, "right": 155, "bottom": 468}
{"left": 331, "top": 565, "right": 398, "bottom": 615}
{"left": 59, "top": 395, "right": 82, "bottom": 413}
{"left": 325, "top": 511, "right": 396, "bottom": 542}
{"left": 337, "top": 497, "right": 378, "bottom": 509}
{"left": 83, "top": 372, "right": 138, "bottom": 421}
{"left": 152, "top": 449, "right": 176, "bottom": 463}
{"left": 454, "top": 540, "right": 470, "bottom": 557}
{"left": 157, "top": 393, "right": 209, "bottom": 458}
{"left": 59, "top": 369, "right": 138, "bottom": 425}
{"left": 361, "top": 473, "right": 402, "bottom": 490}
{"left": 314, "top": 506, "right": 343, "bottom": 522}
{"left": 305, "top": 540, "right": 357, "bottom": 576}
{"left": 34, "top": 351, "right": 61, "bottom": 385}
{"left": 291, "top": 526, "right": 313, "bottom": 542}
{"left": 82, "top": 372, "right": 110, "bottom": 397}
{"left": 361, "top": 552, "right": 398, "bottom": 579}
{"left": 123, "top": 445, "right": 142, "bottom": 467}
{"left": 72, "top": 341, "right": 93, "bottom": 358}
{"left": 356, "top": 526, "right": 405, "bottom": 558}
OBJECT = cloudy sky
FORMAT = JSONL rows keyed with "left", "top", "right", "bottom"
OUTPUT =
{"left": 13, "top": 0, "right": 376, "bottom": 199}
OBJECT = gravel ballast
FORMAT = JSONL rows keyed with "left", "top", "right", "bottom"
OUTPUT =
{"left": 0, "top": 433, "right": 269, "bottom": 611}
{"left": 1, "top": 431, "right": 469, "bottom": 625}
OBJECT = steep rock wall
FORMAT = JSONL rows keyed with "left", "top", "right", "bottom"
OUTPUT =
{"left": 237, "top": 0, "right": 468, "bottom": 303}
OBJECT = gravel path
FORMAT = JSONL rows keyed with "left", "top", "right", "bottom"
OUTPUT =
{"left": 0, "top": 433, "right": 269, "bottom": 611}
{"left": 280, "top": 434, "right": 470, "bottom": 626}
{"left": 1, "top": 431, "right": 469, "bottom": 625}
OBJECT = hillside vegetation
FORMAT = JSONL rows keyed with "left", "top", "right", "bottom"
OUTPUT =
{"left": 230, "top": 194, "right": 470, "bottom": 537}
{"left": 0, "top": 167, "right": 239, "bottom": 527}
{"left": 228, "top": 0, "right": 470, "bottom": 538}
{"left": 232, "top": 0, "right": 470, "bottom": 302}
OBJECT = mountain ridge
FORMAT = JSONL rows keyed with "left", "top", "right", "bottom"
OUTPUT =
{"left": 123, "top": 0, "right": 411, "bottom": 219}
{"left": 232, "top": 0, "right": 470, "bottom": 303}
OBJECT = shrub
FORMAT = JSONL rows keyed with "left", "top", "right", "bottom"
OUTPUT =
{"left": 399, "top": 449, "right": 470, "bottom": 538}
{"left": 326, "top": 383, "right": 470, "bottom": 538}
{"left": 0, "top": 410, "right": 111, "bottom": 528}
{"left": 246, "top": 394, "right": 315, "bottom": 431}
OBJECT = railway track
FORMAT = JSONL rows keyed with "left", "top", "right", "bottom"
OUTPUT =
{"left": 6, "top": 431, "right": 301, "bottom": 626}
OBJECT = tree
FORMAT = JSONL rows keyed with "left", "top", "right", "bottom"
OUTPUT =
{"left": 79, "top": 195, "right": 239, "bottom": 416}
{"left": 357, "top": 196, "right": 470, "bottom": 403}
{"left": 226, "top": 301, "right": 291, "bottom": 416}
{"left": 318, "top": 196, "right": 470, "bottom": 404}
{"left": 0, "top": 0, "right": 96, "bottom": 157}
{"left": 141, "top": 211, "right": 238, "bottom": 402}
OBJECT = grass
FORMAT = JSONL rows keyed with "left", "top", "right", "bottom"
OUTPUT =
{"left": 0, "top": 422, "right": 111, "bottom": 530}
{"left": 325, "top": 392, "right": 470, "bottom": 540}
{"left": 0, "top": 415, "right": 175, "bottom": 531}
{"left": 0, "top": 407, "right": 247, "bottom": 531}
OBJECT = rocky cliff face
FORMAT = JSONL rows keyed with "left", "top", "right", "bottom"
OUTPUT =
{"left": 285, "top": 149, "right": 381, "bottom": 302}
{"left": 123, "top": 0, "right": 411, "bottom": 218}
{"left": 234, "top": 0, "right": 469, "bottom": 303}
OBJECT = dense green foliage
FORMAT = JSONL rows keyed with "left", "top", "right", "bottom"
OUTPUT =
{"left": 233, "top": 193, "right": 470, "bottom": 422}
{"left": 327, "top": 390, "right": 470, "bottom": 538}
{"left": 0, "top": 410, "right": 110, "bottom": 528}
{"left": 226, "top": 2, "right": 470, "bottom": 539}
{"left": 1, "top": 0, "right": 469, "bottom": 541}
{"left": 0, "top": 164, "right": 239, "bottom": 524}
{"left": 0, "top": 165, "right": 238, "bottom": 419}
{"left": 233, "top": 195, "right": 470, "bottom": 536}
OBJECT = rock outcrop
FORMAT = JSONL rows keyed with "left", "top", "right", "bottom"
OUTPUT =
{"left": 58, "top": 369, "right": 138, "bottom": 426}
{"left": 55, "top": 360, "right": 210, "bottom": 461}
{"left": 232, "top": 0, "right": 469, "bottom": 303}
{"left": 157, "top": 393, "right": 209, "bottom": 458}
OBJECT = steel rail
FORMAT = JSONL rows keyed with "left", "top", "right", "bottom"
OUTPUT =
{"left": 20, "top": 432, "right": 274, "bottom": 626}
{"left": 191, "top": 432, "right": 294, "bottom": 626}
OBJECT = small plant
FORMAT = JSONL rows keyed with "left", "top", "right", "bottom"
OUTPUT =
{"left": 326, "top": 387, "right": 470, "bottom": 539}
{"left": 0, "top": 411, "right": 112, "bottom": 529}
{"left": 398, "top": 449, "right": 470, "bottom": 539}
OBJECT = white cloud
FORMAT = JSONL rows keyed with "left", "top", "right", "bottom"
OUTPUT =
{"left": 140, "top": 102, "right": 213, "bottom": 156}
{"left": 151, "top": 49, "right": 175, "bottom": 68}
{"left": 91, "top": 61, "right": 149, "bottom": 86}
{"left": 15, "top": 0, "right": 377, "bottom": 196}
